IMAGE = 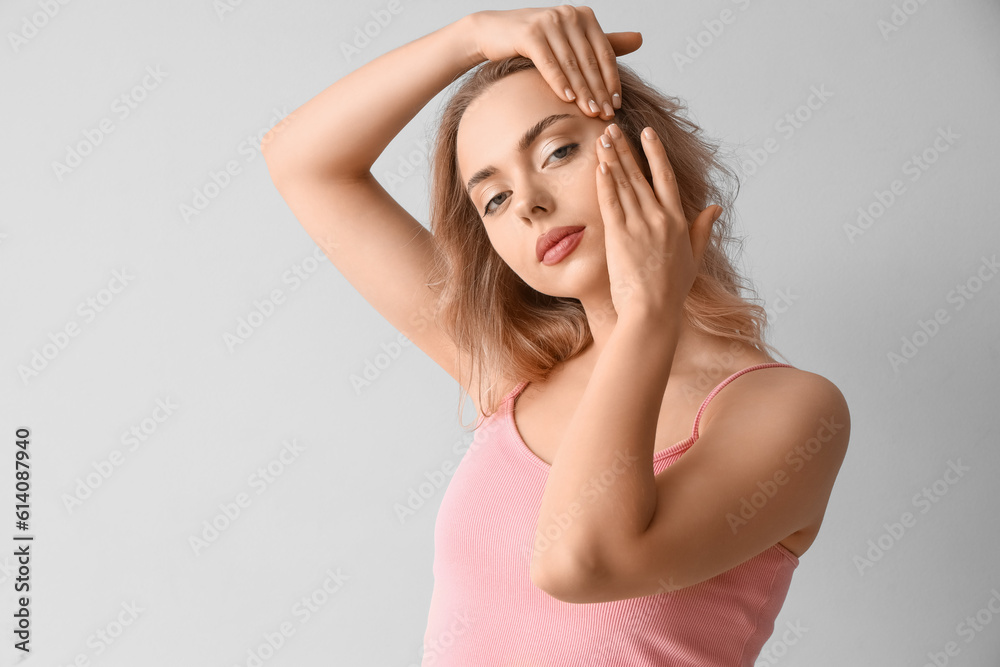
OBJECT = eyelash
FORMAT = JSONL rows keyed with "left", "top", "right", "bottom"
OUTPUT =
{"left": 482, "top": 143, "right": 580, "bottom": 217}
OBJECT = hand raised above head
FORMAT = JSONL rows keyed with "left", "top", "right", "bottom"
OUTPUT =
{"left": 469, "top": 6, "right": 642, "bottom": 120}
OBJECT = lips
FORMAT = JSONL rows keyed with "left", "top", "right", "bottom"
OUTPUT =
{"left": 536, "top": 226, "right": 586, "bottom": 262}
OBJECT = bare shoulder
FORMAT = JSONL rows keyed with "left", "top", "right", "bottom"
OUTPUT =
{"left": 694, "top": 365, "right": 851, "bottom": 539}
{"left": 702, "top": 365, "right": 851, "bottom": 450}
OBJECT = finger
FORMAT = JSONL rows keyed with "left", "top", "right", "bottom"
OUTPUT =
{"left": 690, "top": 205, "right": 722, "bottom": 268}
{"left": 542, "top": 27, "right": 602, "bottom": 114}
{"left": 605, "top": 123, "right": 660, "bottom": 212}
{"left": 596, "top": 133, "right": 643, "bottom": 224}
{"left": 604, "top": 31, "right": 643, "bottom": 57}
{"left": 578, "top": 12, "right": 624, "bottom": 109}
{"left": 524, "top": 36, "right": 581, "bottom": 104}
{"left": 563, "top": 28, "right": 615, "bottom": 118}
{"left": 596, "top": 159, "right": 625, "bottom": 229}
{"left": 640, "top": 126, "right": 686, "bottom": 223}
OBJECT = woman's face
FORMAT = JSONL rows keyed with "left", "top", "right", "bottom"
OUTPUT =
{"left": 456, "top": 68, "right": 636, "bottom": 300}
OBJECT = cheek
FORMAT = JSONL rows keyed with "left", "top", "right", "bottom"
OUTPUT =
{"left": 574, "top": 160, "right": 603, "bottom": 211}
{"left": 484, "top": 229, "right": 521, "bottom": 270}
{"left": 552, "top": 157, "right": 600, "bottom": 203}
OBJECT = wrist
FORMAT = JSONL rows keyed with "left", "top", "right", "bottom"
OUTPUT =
{"left": 616, "top": 302, "right": 685, "bottom": 336}
{"left": 603, "top": 311, "right": 680, "bottom": 394}
{"left": 615, "top": 310, "right": 683, "bottom": 366}
{"left": 454, "top": 13, "right": 486, "bottom": 70}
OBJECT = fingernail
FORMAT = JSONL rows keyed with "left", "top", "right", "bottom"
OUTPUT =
{"left": 642, "top": 127, "right": 654, "bottom": 140}
{"left": 603, "top": 101, "right": 614, "bottom": 117}
{"left": 712, "top": 206, "right": 723, "bottom": 221}
{"left": 608, "top": 123, "right": 621, "bottom": 139}
{"left": 600, "top": 134, "right": 611, "bottom": 149}
{"left": 565, "top": 87, "right": 576, "bottom": 101}
{"left": 612, "top": 92, "right": 621, "bottom": 109}
{"left": 588, "top": 99, "right": 600, "bottom": 114}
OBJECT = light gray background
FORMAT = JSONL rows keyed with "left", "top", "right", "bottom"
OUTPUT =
{"left": 2, "top": 0, "right": 999, "bottom": 665}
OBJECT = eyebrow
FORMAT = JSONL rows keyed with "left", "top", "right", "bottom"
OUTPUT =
{"left": 465, "top": 113, "right": 575, "bottom": 195}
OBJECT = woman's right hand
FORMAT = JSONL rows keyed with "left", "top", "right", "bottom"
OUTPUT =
{"left": 469, "top": 6, "right": 642, "bottom": 120}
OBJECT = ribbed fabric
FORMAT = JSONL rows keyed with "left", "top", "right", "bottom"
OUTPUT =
{"left": 422, "top": 363, "right": 800, "bottom": 667}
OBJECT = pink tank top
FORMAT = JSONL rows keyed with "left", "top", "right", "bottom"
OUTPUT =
{"left": 422, "top": 363, "right": 799, "bottom": 667}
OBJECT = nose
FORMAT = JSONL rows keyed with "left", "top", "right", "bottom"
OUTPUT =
{"left": 510, "top": 176, "right": 554, "bottom": 223}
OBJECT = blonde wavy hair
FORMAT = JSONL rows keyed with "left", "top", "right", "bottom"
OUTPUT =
{"left": 426, "top": 55, "right": 786, "bottom": 429}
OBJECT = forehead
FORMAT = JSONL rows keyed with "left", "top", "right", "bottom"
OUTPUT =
{"left": 456, "top": 69, "right": 583, "bottom": 183}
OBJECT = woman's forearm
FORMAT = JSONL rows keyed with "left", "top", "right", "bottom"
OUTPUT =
{"left": 262, "top": 13, "right": 484, "bottom": 180}
{"left": 532, "top": 314, "right": 680, "bottom": 582}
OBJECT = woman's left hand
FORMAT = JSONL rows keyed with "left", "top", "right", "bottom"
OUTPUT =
{"left": 595, "top": 123, "right": 722, "bottom": 324}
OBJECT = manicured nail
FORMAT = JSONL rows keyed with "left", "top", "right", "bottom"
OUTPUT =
{"left": 565, "top": 87, "right": 576, "bottom": 101}
{"left": 612, "top": 92, "right": 621, "bottom": 109}
{"left": 608, "top": 123, "right": 622, "bottom": 139}
{"left": 600, "top": 134, "right": 611, "bottom": 148}
{"left": 642, "top": 127, "right": 654, "bottom": 140}
{"left": 602, "top": 101, "right": 614, "bottom": 117}
{"left": 588, "top": 99, "right": 600, "bottom": 114}
{"left": 600, "top": 161, "right": 608, "bottom": 175}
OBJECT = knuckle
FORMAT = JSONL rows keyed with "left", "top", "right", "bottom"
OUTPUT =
{"left": 562, "top": 55, "right": 580, "bottom": 72}
{"left": 542, "top": 9, "right": 562, "bottom": 26}
{"left": 536, "top": 54, "right": 561, "bottom": 71}
{"left": 614, "top": 174, "right": 630, "bottom": 189}
{"left": 583, "top": 52, "right": 600, "bottom": 70}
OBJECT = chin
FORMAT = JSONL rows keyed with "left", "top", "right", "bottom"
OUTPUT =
{"left": 531, "top": 267, "right": 604, "bottom": 302}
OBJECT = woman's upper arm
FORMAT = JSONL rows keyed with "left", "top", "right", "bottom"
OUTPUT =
{"left": 266, "top": 167, "right": 473, "bottom": 391}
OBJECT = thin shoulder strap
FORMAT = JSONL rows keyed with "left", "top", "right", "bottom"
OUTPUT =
{"left": 691, "top": 363, "right": 796, "bottom": 439}
{"left": 470, "top": 380, "right": 528, "bottom": 430}
{"left": 503, "top": 380, "right": 530, "bottom": 405}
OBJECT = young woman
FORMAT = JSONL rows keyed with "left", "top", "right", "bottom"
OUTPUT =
{"left": 262, "top": 6, "right": 850, "bottom": 665}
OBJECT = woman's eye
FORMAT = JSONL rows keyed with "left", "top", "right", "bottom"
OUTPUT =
{"left": 549, "top": 143, "right": 578, "bottom": 162}
{"left": 484, "top": 192, "right": 508, "bottom": 216}
{"left": 482, "top": 144, "right": 579, "bottom": 217}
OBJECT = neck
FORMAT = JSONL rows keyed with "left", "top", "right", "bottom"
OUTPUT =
{"left": 579, "top": 299, "right": 767, "bottom": 384}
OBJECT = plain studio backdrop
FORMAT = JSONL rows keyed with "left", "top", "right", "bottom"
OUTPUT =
{"left": 2, "top": 0, "right": 999, "bottom": 665}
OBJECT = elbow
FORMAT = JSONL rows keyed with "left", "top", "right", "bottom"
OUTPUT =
{"left": 260, "top": 110, "right": 297, "bottom": 162}
{"left": 260, "top": 137, "right": 301, "bottom": 187}
{"left": 529, "top": 550, "right": 603, "bottom": 604}
{"left": 260, "top": 126, "right": 296, "bottom": 174}
{"left": 260, "top": 134, "right": 284, "bottom": 180}
{"left": 531, "top": 568, "right": 587, "bottom": 604}
{"left": 260, "top": 129, "right": 276, "bottom": 157}
{"left": 260, "top": 131, "right": 283, "bottom": 168}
